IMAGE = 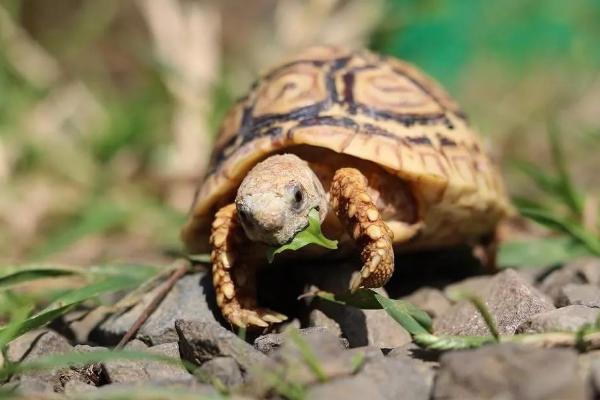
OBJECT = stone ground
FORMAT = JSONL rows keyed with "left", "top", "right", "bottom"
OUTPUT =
{"left": 3, "top": 252, "right": 600, "bottom": 399}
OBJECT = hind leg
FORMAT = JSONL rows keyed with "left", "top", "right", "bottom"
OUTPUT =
{"left": 211, "top": 204, "right": 287, "bottom": 329}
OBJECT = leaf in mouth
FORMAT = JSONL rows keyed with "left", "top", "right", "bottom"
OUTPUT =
{"left": 266, "top": 208, "right": 338, "bottom": 263}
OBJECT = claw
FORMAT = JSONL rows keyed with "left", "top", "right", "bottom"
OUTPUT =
{"left": 273, "top": 312, "right": 288, "bottom": 321}
{"left": 262, "top": 313, "right": 286, "bottom": 323}
{"left": 247, "top": 314, "right": 269, "bottom": 327}
{"left": 349, "top": 271, "right": 362, "bottom": 292}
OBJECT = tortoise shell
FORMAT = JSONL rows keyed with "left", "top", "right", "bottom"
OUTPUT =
{"left": 182, "top": 46, "right": 511, "bottom": 253}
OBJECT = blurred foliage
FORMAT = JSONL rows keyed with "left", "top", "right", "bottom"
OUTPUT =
{"left": 498, "top": 125, "right": 600, "bottom": 268}
{"left": 372, "top": 0, "right": 600, "bottom": 88}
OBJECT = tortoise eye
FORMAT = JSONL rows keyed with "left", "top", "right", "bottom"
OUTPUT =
{"left": 291, "top": 186, "right": 305, "bottom": 211}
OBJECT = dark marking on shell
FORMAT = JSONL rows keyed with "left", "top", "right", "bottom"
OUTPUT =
{"left": 342, "top": 72, "right": 356, "bottom": 114}
{"left": 362, "top": 123, "right": 399, "bottom": 140}
{"left": 298, "top": 115, "right": 359, "bottom": 130}
{"left": 263, "top": 59, "right": 326, "bottom": 81}
{"left": 354, "top": 104, "right": 451, "bottom": 127}
{"left": 252, "top": 101, "right": 328, "bottom": 129}
{"left": 327, "top": 57, "right": 351, "bottom": 103}
{"left": 406, "top": 136, "right": 433, "bottom": 146}
{"left": 437, "top": 134, "right": 457, "bottom": 147}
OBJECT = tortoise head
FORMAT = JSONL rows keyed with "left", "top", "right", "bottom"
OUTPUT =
{"left": 235, "top": 153, "right": 327, "bottom": 246}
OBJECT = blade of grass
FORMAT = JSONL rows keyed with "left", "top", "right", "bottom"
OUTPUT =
{"left": 187, "top": 254, "right": 211, "bottom": 264}
{"left": 1, "top": 349, "right": 186, "bottom": 379}
{"left": 315, "top": 288, "right": 432, "bottom": 332}
{"left": 414, "top": 333, "right": 496, "bottom": 350}
{"left": 314, "top": 288, "right": 382, "bottom": 309}
{"left": 0, "top": 274, "right": 144, "bottom": 345}
{"left": 548, "top": 123, "right": 583, "bottom": 216}
{"left": 511, "top": 160, "right": 561, "bottom": 197}
{"left": 521, "top": 207, "right": 600, "bottom": 255}
{"left": 498, "top": 236, "right": 591, "bottom": 268}
{"left": 288, "top": 328, "right": 327, "bottom": 383}
{"left": 0, "top": 268, "right": 80, "bottom": 290}
{"left": 374, "top": 293, "right": 430, "bottom": 335}
{"left": 453, "top": 293, "right": 499, "bottom": 341}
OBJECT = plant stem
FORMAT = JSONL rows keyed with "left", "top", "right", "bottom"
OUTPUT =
{"left": 115, "top": 260, "right": 190, "bottom": 349}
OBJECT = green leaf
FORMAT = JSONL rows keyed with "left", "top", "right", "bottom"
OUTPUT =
{"left": 315, "top": 288, "right": 433, "bottom": 333}
{"left": 267, "top": 208, "right": 337, "bottom": 263}
{"left": 0, "top": 274, "right": 144, "bottom": 346}
{"left": 498, "top": 236, "right": 591, "bottom": 268}
{"left": 0, "top": 268, "right": 79, "bottom": 290}
{"left": 374, "top": 293, "right": 431, "bottom": 336}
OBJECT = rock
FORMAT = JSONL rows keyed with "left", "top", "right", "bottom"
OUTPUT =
{"left": 306, "top": 375, "right": 386, "bottom": 400}
{"left": 403, "top": 287, "right": 451, "bottom": 318}
{"left": 443, "top": 275, "right": 492, "bottom": 299}
{"left": 386, "top": 342, "right": 440, "bottom": 370}
{"left": 312, "top": 292, "right": 412, "bottom": 348}
{"left": 434, "top": 269, "right": 554, "bottom": 336}
{"left": 6, "top": 330, "right": 51, "bottom": 363}
{"left": 94, "top": 272, "right": 218, "bottom": 345}
{"left": 8, "top": 330, "right": 74, "bottom": 394}
{"left": 84, "top": 381, "right": 218, "bottom": 398}
{"left": 590, "top": 356, "right": 600, "bottom": 396}
{"left": 63, "top": 380, "right": 98, "bottom": 396}
{"left": 517, "top": 305, "right": 600, "bottom": 334}
{"left": 433, "top": 344, "right": 589, "bottom": 400}
{"left": 61, "top": 308, "right": 111, "bottom": 343}
{"left": 104, "top": 341, "right": 192, "bottom": 384}
{"left": 254, "top": 327, "right": 348, "bottom": 355}
{"left": 196, "top": 356, "right": 243, "bottom": 388}
{"left": 540, "top": 258, "right": 600, "bottom": 303}
{"left": 275, "top": 318, "right": 302, "bottom": 333}
{"left": 268, "top": 328, "right": 359, "bottom": 385}
{"left": 514, "top": 265, "right": 554, "bottom": 285}
{"left": 360, "top": 356, "right": 434, "bottom": 400}
{"left": 558, "top": 283, "right": 600, "bottom": 308}
{"left": 175, "top": 319, "right": 270, "bottom": 372}
{"left": 308, "top": 309, "right": 343, "bottom": 337}
{"left": 348, "top": 346, "right": 384, "bottom": 364}
{"left": 58, "top": 344, "right": 107, "bottom": 390}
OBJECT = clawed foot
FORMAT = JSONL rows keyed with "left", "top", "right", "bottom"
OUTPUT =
{"left": 227, "top": 306, "right": 288, "bottom": 329}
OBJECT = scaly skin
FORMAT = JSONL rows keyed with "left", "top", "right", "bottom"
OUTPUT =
{"left": 210, "top": 165, "right": 410, "bottom": 328}
{"left": 330, "top": 168, "right": 396, "bottom": 291}
{"left": 210, "top": 203, "right": 287, "bottom": 329}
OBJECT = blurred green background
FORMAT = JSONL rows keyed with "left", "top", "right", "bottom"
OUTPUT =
{"left": 1, "top": 0, "right": 599, "bottom": 265}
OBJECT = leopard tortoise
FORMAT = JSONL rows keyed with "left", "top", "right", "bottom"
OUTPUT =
{"left": 182, "top": 46, "right": 511, "bottom": 329}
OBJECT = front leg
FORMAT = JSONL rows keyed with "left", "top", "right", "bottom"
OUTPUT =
{"left": 211, "top": 204, "right": 287, "bottom": 329}
{"left": 331, "top": 168, "right": 395, "bottom": 292}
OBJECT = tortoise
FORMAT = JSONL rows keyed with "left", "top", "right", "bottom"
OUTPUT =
{"left": 182, "top": 46, "right": 511, "bottom": 329}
